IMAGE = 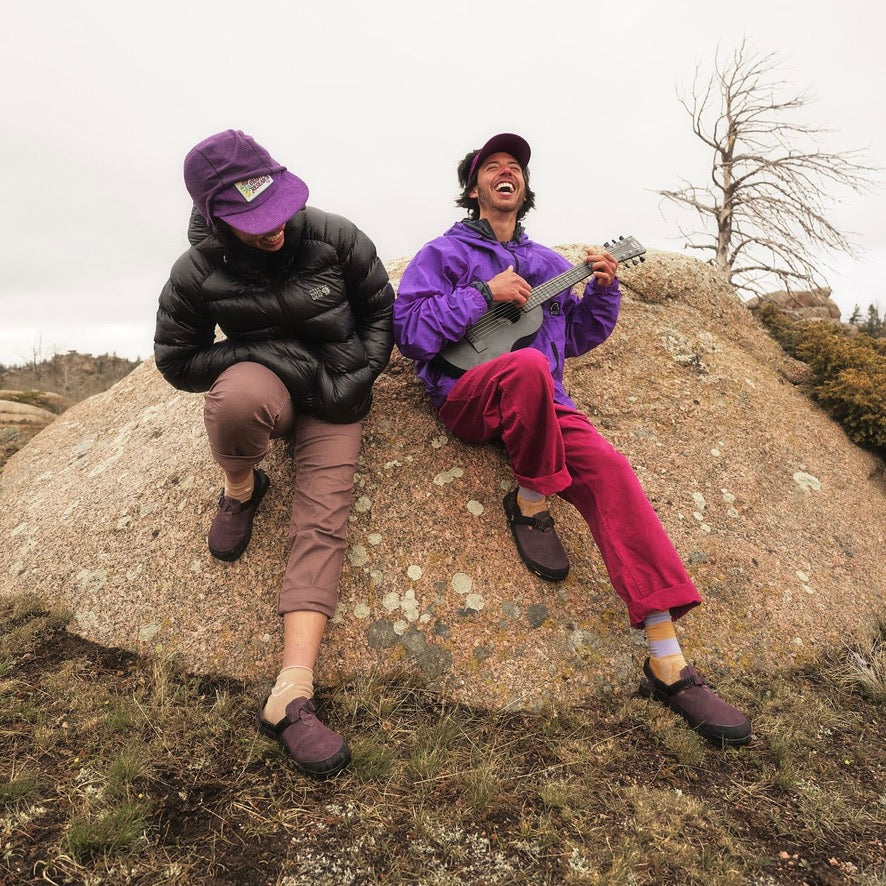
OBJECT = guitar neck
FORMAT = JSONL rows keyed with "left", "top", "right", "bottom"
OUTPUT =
{"left": 523, "top": 262, "right": 594, "bottom": 312}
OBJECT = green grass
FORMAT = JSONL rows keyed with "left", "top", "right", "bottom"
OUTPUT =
{"left": 105, "top": 745, "right": 151, "bottom": 800}
{"left": 1, "top": 593, "right": 884, "bottom": 885}
{"left": 64, "top": 802, "right": 149, "bottom": 861}
{"left": 0, "top": 775, "right": 41, "bottom": 805}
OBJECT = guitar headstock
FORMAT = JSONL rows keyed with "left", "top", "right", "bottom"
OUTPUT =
{"left": 603, "top": 235, "right": 646, "bottom": 266}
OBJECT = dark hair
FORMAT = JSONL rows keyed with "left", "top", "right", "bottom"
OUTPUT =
{"left": 455, "top": 150, "right": 536, "bottom": 221}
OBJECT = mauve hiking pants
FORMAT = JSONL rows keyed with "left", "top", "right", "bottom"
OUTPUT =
{"left": 203, "top": 362, "right": 362, "bottom": 618}
{"left": 437, "top": 349, "right": 701, "bottom": 627}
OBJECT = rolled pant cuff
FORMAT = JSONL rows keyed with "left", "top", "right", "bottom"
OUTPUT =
{"left": 513, "top": 466, "right": 572, "bottom": 498}
{"left": 627, "top": 582, "right": 702, "bottom": 628}
{"left": 278, "top": 592, "right": 337, "bottom": 619}
{"left": 208, "top": 447, "right": 270, "bottom": 474}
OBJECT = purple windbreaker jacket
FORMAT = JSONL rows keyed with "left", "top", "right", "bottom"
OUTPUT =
{"left": 393, "top": 220, "right": 621, "bottom": 409}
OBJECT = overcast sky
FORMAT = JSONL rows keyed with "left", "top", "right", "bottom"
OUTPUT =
{"left": 2, "top": 0, "right": 884, "bottom": 366}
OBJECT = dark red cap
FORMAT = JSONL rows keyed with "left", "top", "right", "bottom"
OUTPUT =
{"left": 467, "top": 133, "right": 531, "bottom": 182}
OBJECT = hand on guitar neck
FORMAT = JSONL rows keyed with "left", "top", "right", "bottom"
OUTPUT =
{"left": 583, "top": 246, "right": 618, "bottom": 289}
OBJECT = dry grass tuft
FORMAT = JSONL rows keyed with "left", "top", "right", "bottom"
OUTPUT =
{"left": 828, "top": 624, "right": 886, "bottom": 703}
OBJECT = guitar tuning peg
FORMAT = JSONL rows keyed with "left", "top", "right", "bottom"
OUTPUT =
{"left": 639, "top": 256, "right": 645, "bottom": 263}
{"left": 618, "top": 235, "right": 624, "bottom": 241}
{"left": 603, "top": 241, "right": 610, "bottom": 248}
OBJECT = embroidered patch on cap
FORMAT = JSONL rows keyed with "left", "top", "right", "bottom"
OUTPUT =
{"left": 233, "top": 175, "right": 273, "bottom": 202}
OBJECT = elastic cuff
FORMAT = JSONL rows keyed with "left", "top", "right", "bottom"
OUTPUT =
{"left": 589, "top": 276, "right": 619, "bottom": 294}
{"left": 470, "top": 280, "right": 495, "bottom": 306}
{"left": 207, "top": 446, "right": 269, "bottom": 474}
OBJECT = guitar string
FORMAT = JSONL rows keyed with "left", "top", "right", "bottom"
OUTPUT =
{"left": 461, "top": 265, "right": 592, "bottom": 338}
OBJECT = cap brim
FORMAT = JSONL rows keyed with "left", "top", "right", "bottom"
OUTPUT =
{"left": 216, "top": 169, "right": 309, "bottom": 234}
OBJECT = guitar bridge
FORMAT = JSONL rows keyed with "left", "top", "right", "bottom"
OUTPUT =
{"left": 465, "top": 330, "right": 487, "bottom": 353}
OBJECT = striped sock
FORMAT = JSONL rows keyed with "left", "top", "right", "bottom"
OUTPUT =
{"left": 517, "top": 487, "right": 547, "bottom": 517}
{"left": 644, "top": 611, "right": 688, "bottom": 685}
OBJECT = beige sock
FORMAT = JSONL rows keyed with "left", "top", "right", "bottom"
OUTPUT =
{"left": 517, "top": 493, "right": 548, "bottom": 518}
{"left": 648, "top": 652, "right": 689, "bottom": 686}
{"left": 262, "top": 666, "right": 314, "bottom": 724}
{"left": 224, "top": 470, "right": 254, "bottom": 502}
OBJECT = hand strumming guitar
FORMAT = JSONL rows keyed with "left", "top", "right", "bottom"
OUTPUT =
{"left": 584, "top": 247, "right": 618, "bottom": 288}
{"left": 487, "top": 265, "right": 531, "bottom": 306}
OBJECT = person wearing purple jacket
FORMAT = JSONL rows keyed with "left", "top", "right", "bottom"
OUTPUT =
{"left": 394, "top": 133, "right": 751, "bottom": 747}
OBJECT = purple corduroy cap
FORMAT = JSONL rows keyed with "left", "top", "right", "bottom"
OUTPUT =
{"left": 183, "top": 130, "right": 309, "bottom": 235}
{"left": 467, "top": 133, "right": 531, "bottom": 182}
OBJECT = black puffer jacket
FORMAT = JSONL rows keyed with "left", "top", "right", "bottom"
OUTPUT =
{"left": 155, "top": 207, "right": 394, "bottom": 423}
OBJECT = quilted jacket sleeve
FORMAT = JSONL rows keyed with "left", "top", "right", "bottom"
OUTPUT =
{"left": 153, "top": 250, "right": 249, "bottom": 393}
{"left": 331, "top": 213, "right": 394, "bottom": 380}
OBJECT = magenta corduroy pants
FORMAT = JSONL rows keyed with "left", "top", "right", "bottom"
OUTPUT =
{"left": 437, "top": 349, "right": 701, "bottom": 627}
{"left": 203, "top": 362, "right": 362, "bottom": 617}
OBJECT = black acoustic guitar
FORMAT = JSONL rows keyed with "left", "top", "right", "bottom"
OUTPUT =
{"left": 435, "top": 236, "right": 645, "bottom": 376}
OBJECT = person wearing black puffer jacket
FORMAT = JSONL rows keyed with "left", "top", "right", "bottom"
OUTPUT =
{"left": 155, "top": 130, "right": 394, "bottom": 779}
{"left": 157, "top": 203, "right": 393, "bottom": 424}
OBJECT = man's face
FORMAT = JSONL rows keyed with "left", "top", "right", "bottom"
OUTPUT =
{"left": 470, "top": 151, "right": 525, "bottom": 217}
{"left": 229, "top": 223, "right": 286, "bottom": 252}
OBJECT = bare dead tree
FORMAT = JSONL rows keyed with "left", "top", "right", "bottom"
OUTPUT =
{"left": 658, "top": 40, "right": 878, "bottom": 299}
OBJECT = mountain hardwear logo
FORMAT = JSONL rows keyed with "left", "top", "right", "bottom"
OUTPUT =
{"left": 307, "top": 285, "right": 331, "bottom": 301}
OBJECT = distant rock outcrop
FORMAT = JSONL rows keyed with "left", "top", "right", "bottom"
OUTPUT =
{"left": 0, "top": 390, "right": 74, "bottom": 414}
{"left": 746, "top": 287, "right": 842, "bottom": 322}
{"left": 1, "top": 249, "right": 884, "bottom": 710}
{"left": 0, "top": 400, "right": 57, "bottom": 428}
{"left": 0, "top": 390, "right": 74, "bottom": 471}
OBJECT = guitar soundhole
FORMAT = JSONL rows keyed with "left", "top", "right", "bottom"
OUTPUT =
{"left": 500, "top": 304, "right": 522, "bottom": 324}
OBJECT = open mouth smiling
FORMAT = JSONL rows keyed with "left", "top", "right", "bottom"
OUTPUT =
{"left": 495, "top": 181, "right": 516, "bottom": 193}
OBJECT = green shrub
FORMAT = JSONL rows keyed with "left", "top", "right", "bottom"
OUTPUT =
{"left": 756, "top": 302, "right": 800, "bottom": 352}
{"left": 814, "top": 366, "right": 886, "bottom": 449}
{"left": 756, "top": 309, "right": 886, "bottom": 453}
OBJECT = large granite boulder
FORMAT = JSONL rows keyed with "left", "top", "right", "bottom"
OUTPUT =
{"left": 2, "top": 249, "right": 884, "bottom": 710}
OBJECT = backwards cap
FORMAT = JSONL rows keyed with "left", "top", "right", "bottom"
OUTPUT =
{"left": 467, "top": 132, "right": 531, "bottom": 182}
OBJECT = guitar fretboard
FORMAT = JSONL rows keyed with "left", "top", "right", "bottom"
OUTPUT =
{"left": 522, "top": 263, "right": 594, "bottom": 313}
